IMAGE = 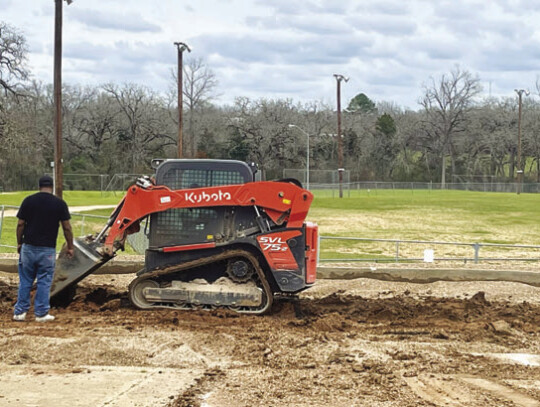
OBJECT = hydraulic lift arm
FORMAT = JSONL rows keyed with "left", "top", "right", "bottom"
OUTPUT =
{"left": 98, "top": 180, "right": 313, "bottom": 256}
{"left": 50, "top": 178, "right": 314, "bottom": 302}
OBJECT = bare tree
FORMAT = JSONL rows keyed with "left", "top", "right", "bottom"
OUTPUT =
{"left": 419, "top": 67, "right": 481, "bottom": 187}
{"left": 468, "top": 99, "right": 517, "bottom": 181}
{"left": 104, "top": 83, "right": 176, "bottom": 172}
{"left": 227, "top": 97, "right": 298, "bottom": 179}
{"left": 0, "top": 22, "right": 28, "bottom": 98}
{"left": 0, "top": 80, "right": 51, "bottom": 190}
{"left": 63, "top": 87, "right": 121, "bottom": 169}
{"left": 169, "top": 58, "right": 218, "bottom": 156}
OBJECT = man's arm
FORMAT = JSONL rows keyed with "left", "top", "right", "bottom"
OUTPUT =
{"left": 16, "top": 219, "right": 25, "bottom": 254}
{"left": 61, "top": 220, "right": 75, "bottom": 258}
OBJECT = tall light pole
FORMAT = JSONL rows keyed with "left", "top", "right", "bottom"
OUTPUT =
{"left": 289, "top": 124, "right": 311, "bottom": 190}
{"left": 53, "top": 0, "right": 73, "bottom": 198}
{"left": 515, "top": 88, "right": 529, "bottom": 195}
{"left": 334, "top": 74, "right": 349, "bottom": 198}
{"left": 174, "top": 42, "right": 191, "bottom": 159}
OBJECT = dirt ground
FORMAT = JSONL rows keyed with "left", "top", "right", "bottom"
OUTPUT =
{"left": 2, "top": 271, "right": 540, "bottom": 407}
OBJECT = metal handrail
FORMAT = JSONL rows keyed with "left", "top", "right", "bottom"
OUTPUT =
{"left": 0, "top": 205, "right": 108, "bottom": 250}
{"left": 319, "top": 235, "right": 540, "bottom": 264}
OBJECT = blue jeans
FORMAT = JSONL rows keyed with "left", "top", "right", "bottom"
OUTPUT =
{"left": 14, "top": 244, "right": 56, "bottom": 317}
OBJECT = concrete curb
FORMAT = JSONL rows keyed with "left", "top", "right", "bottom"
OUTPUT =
{"left": 0, "top": 257, "right": 143, "bottom": 275}
{"left": 1, "top": 257, "right": 540, "bottom": 286}
{"left": 315, "top": 267, "right": 540, "bottom": 287}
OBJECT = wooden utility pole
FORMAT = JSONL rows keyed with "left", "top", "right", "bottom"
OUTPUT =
{"left": 334, "top": 74, "right": 348, "bottom": 198}
{"left": 517, "top": 91, "right": 523, "bottom": 194}
{"left": 53, "top": 0, "right": 72, "bottom": 198}
{"left": 515, "top": 88, "right": 529, "bottom": 195}
{"left": 174, "top": 42, "right": 191, "bottom": 158}
{"left": 53, "top": 0, "right": 64, "bottom": 198}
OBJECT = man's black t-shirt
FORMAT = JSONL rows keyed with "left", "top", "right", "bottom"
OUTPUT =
{"left": 17, "top": 192, "right": 71, "bottom": 248}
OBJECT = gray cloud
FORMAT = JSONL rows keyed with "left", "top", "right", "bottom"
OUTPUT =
{"left": 346, "top": 15, "right": 417, "bottom": 36}
{"left": 475, "top": 43, "right": 540, "bottom": 72}
{"left": 404, "top": 36, "right": 464, "bottom": 62}
{"left": 191, "top": 32, "right": 371, "bottom": 67}
{"left": 254, "top": 0, "right": 314, "bottom": 16}
{"left": 62, "top": 40, "right": 175, "bottom": 92}
{"left": 7, "top": 0, "right": 540, "bottom": 109}
{"left": 245, "top": 15, "right": 354, "bottom": 36}
{"left": 492, "top": 0, "right": 540, "bottom": 14}
{"left": 68, "top": 8, "right": 161, "bottom": 33}
{"left": 308, "top": 3, "right": 349, "bottom": 15}
{"left": 431, "top": 2, "right": 532, "bottom": 41}
{"left": 356, "top": 1, "right": 410, "bottom": 16}
{"left": 64, "top": 40, "right": 171, "bottom": 64}
{"left": 430, "top": 1, "right": 487, "bottom": 21}
{"left": 365, "top": 71, "right": 416, "bottom": 87}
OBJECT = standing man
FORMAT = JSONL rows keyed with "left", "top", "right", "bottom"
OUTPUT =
{"left": 13, "top": 175, "right": 74, "bottom": 322}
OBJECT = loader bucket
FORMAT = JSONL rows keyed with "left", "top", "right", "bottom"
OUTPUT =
{"left": 50, "top": 237, "right": 110, "bottom": 298}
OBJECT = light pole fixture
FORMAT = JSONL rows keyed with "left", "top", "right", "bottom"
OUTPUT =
{"left": 515, "top": 88, "right": 529, "bottom": 195}
{"left": 288, "top": 124, "right": 311, "bottom": 190}
{"left": 53, "top": 0, "right": 73, "bottom": 198}
{"left": 174, "top": 41, "right": 191, "bottom": 158}
{"left": 334, "top": 74, "right": 349, "bottom": 198}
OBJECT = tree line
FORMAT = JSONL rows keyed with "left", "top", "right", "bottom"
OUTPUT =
{"left": 1, "top": 21, "right": 540, "bottom": 191}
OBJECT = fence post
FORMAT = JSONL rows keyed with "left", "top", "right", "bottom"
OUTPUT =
{"left": 0, "top": 205, "right": 4, "bottom": 246}
{"left": 81, "top": 215, "right": 86, "bottom": 236}
{"left": 473, "top": 243, "right": 480, "bottom": 264}
{"left": 317, "top": 233, "right": 321, "bottom": 266}
{"left": 395, "top": 241, "right": 400, "bottom": 262}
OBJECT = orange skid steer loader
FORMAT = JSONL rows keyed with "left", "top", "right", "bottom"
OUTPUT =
{"left": 51, "top": 159, "right": 318, "bottom": 314}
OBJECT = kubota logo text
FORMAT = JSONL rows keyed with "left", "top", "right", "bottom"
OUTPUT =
{"left": 259, "top": 236, "right": 288, "bottom": 252}
{"left": 185, "top": 190, "right": 232, "bottom": 204}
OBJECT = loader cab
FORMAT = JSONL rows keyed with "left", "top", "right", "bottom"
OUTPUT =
{"left": 152, "top": 159, "right": 256, "bottom": 187}
{"left": 148, "top": 159, "right": 258, "bottom": 252}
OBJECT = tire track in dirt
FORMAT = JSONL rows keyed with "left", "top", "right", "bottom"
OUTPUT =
{"left": 404, "top": 374, "right": 476, "bottom": 406}
{"left": 460, "top": 376, "right": 540, "bottom": 407}
{"left": 405, "top": 374, "right": 540, "bottom": 407}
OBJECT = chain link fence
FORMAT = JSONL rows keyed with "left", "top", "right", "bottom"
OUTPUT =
{"left": 282, "top": 169, "right": 540, "bottom": 194}
{"left": 337, "top": 181, "right": 540, "bottom": 194}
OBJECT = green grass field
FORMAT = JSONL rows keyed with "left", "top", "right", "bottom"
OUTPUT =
{"left": 0, "top": 191, "right": 123, "bottom": 207}
{"left": 1, "top": 189, "right": 539, "bottom": 261}
{"left": 0, "top": 191, "right": 119, "bottom": 253}
{"left": 309, "top": 189, "right": 540, "bottom": 261}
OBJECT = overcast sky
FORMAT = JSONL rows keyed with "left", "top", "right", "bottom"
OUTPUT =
{"left": 2, "top": 0, "right": 540, "bottom": 109}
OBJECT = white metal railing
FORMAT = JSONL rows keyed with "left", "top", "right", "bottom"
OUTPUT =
{"left": 0, "top": 205, "right": 107, "bottom": 250}
{"left": 318, "top": 235, "right": 540, "bottom": 264}
{"left": 0, "top": 205, "right": 19, "bottom": 249}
